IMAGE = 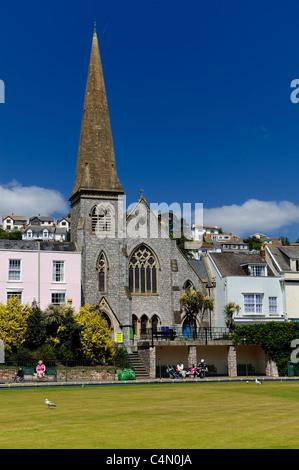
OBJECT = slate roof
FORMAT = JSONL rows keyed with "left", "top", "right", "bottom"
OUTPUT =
{"left": 0, "top": 240, "right": 78, "bottom": 252}
{"left": 209, "top": 252, "right": 274, "bottom": 277}
{"left": 189, "top": 259, "right": 214, "bottom": 287}
{"left": 23, "top": 225, "right": 55, "bottom": 233}
{"left": 2, "top": 215, "right": 27, "bottom": 222}
{"left": 266, "top": 246, "right": 299, "bottom": 271}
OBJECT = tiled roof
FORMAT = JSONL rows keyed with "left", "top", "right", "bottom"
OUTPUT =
{"left": 266, "top": 246, "right": 299, "bottom": 271}
{"left": 0, "top": 240, "right": 78, "bottom": 251}
{"left": 209, "top": 252, "right": 274, "bottom": 277}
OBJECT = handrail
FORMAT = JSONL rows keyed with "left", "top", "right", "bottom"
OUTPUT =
{"left": 118, "top": 342, "right": 135, "bottom": 371}
{"left": 140, "top": 327, "right": 231, "bottom": 345}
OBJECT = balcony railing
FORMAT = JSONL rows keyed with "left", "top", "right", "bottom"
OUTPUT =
{"left": 138, "top": 327, "right": 232, "bottom": 345}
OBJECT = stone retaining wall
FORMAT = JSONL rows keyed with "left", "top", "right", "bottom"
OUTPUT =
{"left": 0, "top": 367, "right": 118, "bottom": 381}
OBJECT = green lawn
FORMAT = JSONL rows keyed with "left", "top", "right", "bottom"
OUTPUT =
{"left": 1, "top": 381, "right": 299, "bottom": 449}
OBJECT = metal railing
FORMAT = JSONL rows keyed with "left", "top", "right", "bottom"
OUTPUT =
{"left": 138, "top": 327, "right": 232, "bottom": 345}
{"left": 116, "top": 342, "right": 135, "bottom": 371}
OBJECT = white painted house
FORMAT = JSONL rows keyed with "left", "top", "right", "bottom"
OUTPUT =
{"left": 191, "top": 225, "right": 219, "bottom": 241}
{"left": 265, "top": 245, "right": 299, "bottom": 321}
{"left": 2, "top": 215, "right": 27, "bottom": 231}
{"left": 206, "top": 251, "right": 286, "bottom": 328}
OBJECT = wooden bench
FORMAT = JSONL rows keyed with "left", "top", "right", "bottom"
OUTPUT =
{"left": 152, "top": 329, "right": 176, "bottom": 341}
{"left": 21, "top": 366, "right": 57, "bottom": 382}
{"left": 207, "top": 364, "right": 217, "bottom": 376}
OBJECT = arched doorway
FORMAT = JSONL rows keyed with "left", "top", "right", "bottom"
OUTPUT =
{"left": 98, "top": 297, "right": 115, "bottom": 339}
{"left": 101, "top": 312, "right": 113, "bottom": 337}
{"left": 182, "top": 315, "right": 197, "bottom": 339}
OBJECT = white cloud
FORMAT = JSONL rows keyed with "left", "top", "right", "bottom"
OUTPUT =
{"left": 0, "top": 181, "right": 68, "bottom": 217}
{"left": 203, "top": 199, "right": 299, "bottom": 236}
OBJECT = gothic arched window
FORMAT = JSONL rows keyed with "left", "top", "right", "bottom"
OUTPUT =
{"left": 97, "top": 252, "right": 108, "bottom": 293}
{"left": 140, "top": 314, "right": 149, "bottom": 335}
{"left": 151, "top": 314, "right": 160, "bottom": 333}
{"left": 132, "top": 314, "right": 138, "bottom": 336}
{"left": 129, "top": 244, "right": 158, "bottom": 294}
{"left": 91, "top": 205, "right": 113, "bottom": 234}
{"left": 183, "top": 280, "right": 194, "bottom": 291}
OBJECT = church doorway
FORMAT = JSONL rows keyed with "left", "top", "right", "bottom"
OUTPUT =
{"left": 182, "top": 315, "right": 197, "bottom": 339}
{"left": 101, "top": 311, "right": 113, "bottom": 338}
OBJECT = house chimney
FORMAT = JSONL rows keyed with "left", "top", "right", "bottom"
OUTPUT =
{"left": 260, "top": 245, "right": 265, "bottom": 258}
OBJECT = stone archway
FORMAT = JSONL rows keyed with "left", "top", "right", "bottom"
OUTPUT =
{"left": 182, "top": 315, "right": 197, "bottom": 340}
{"left": 98, "top": 297, "right": 116, "bottom": 337}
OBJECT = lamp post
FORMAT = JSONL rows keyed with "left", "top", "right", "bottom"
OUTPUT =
{"left": 37, "top": 240, "right": 40, "bottom": 307}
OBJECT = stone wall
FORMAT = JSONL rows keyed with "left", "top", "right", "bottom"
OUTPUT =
{"left": 227, "top": 345, "right": 237, "bottom": 378}
{"left": 0, "top": 367, "right": 118, "bottom": 381}
{"left": 137, "top": 345, "right": 156, "bottom": 378}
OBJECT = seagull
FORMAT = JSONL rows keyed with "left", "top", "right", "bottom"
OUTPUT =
{"left": 255, "top": 378, "right": 262, "bottom": 385}
{"left": 45, "top": 398, "right": 56, "bottom": 408}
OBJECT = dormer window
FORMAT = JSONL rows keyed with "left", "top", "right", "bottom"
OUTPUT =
{"left": 248, "top": 265, "right": 266, "bottom": 277}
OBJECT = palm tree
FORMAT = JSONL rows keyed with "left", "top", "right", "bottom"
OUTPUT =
{"left": 180, "top": 289, "right": 214, "bottom": 328}
{"left": 44, "top": 305, "right": 64, "bottom": 337}
{"left": 223, "top": 302, "right": 239, "bottom": 333}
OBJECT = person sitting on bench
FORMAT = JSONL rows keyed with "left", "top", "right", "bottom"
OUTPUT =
{"left": 15, "top": 367, "right": 24, "bottom": 382}
{"left": 36, "top": 360, "right": 46, "bottom": 379}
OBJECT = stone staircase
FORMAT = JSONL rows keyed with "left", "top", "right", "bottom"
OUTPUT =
{"left": 129, "top": 351, "right": 150, "bottom": 379}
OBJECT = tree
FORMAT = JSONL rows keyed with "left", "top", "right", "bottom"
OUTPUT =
{"left": 75, "top": 304, "right": 115, "bottom": 364}
{"left": 281, "top": 236, "right": 291, "bottom": 246}
{"left": 23, "top": 300, "right": 47, "bottom": 350}
{"left": 179, "top": 289, "right": 214, "bottom": 327}
{"left": 244, "top": 236, "right": 262, "bottom": 251}
{"left": 223, "top": 302, "right": 239, "bottom": 333}
{"left": 158, "top": 212, "right": 194, "bottom": 258}
{"left": 56, "top": 306, "right": 82, "bottom": 360}
{"left": 43, "top": 304, "right": 64, "bottom": 338}
{"left": 0, "top": 297, "right": 31, "bottom": 354}
{"left": 0, "top": 230, "right": 22, "bottom": 240}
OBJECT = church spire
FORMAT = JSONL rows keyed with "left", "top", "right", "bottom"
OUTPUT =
{"left": 70, "top": 25, "right": 124, "bottom": 202}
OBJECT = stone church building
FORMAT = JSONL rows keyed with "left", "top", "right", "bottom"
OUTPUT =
{"left": 69, "top": 26, "right": 205, "bottom": 345}
{"left": 69, "top": 27, "right": 274, "bottom": 378}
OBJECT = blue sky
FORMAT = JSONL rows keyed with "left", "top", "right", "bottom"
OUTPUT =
{"left": 1, "top": 0, "right": 299, "bottom": 240}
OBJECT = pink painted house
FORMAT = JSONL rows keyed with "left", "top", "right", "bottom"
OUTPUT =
{"left": 0, "top": 240, "right": 81, "bottom": 311}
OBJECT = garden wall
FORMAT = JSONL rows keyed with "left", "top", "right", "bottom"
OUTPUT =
{"left": 0, "top": 367, "right": 118, "bottom": 382}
